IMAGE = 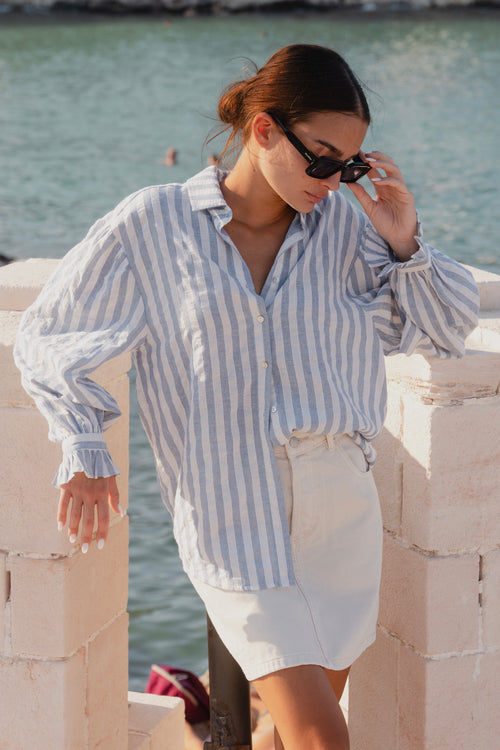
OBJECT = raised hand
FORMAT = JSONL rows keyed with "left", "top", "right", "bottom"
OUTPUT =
{"left": 347, "top": 150, "right": 419, "bottom": 261}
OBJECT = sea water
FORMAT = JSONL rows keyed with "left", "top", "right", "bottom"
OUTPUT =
{"left": 1, "top": 9, "right": 498, "bottom": 689}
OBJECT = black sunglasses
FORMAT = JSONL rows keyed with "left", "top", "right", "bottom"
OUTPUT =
{"left": 269, "top": 114, "right": 371, "bottom": 183}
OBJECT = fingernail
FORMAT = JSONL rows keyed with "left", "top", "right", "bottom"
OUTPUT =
{"left": 118, "top": 503, "right": 126, "bottom": 518}
{"left": 58, "top": 521, "right": 63, "bottom": 532}
{"left": 365, "top": 157, "right": 377, "bottom": 162}
{"left": 97, "top": 539, "right": 105, "bottom": 550}
{"left": 371, "top": 178, "right": 382, "bottom": 182}
{"left": 69, "top": 533, "right": 77, "bottom": 543}
{"left": 81, "top": 543, "right": 89, "bottom": 554}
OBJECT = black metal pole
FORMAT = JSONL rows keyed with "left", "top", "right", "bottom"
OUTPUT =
{"left": 204, "top": 615, "right": 252, "bottom": 750}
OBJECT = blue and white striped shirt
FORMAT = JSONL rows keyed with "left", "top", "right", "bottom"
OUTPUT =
{"left": 15, "top": 166, "right": 479, "bottom": 591}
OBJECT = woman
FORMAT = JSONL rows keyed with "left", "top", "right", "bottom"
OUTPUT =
{"left": 15, "top": 44, "right": 479, "bottom": 750}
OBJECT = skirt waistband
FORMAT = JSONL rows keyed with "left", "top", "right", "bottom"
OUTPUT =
{"left": 273, "top": 433, "right": 338, "bottom": 459}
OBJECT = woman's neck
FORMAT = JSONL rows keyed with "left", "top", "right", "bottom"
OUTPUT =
{"left": 220, "top": 150, "right": 296, "bottom": 231}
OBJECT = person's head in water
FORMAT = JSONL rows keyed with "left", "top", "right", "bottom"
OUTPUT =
{"left": 216, "top": 44, "right": 371, "bottom": 212}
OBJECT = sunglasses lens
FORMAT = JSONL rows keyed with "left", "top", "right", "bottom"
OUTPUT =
{"left": 306, "top": 159, "right": 342, "bottom": 180}
{"left": 341, "top": 164, "right": 371, "bottom": 183}
{"left": 307, "top": 158, "right": 371, "bottom": 183}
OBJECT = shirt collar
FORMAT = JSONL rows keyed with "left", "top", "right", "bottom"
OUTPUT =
{"left": 185, "top": 165, "right": 326, "bottom": 234}
{"left": 185, "top": 166, "right": 229, "bottom": 211}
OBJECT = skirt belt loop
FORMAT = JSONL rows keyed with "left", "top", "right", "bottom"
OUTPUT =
{"left": 326, "top": 434, "right": 335, "bottom": 451}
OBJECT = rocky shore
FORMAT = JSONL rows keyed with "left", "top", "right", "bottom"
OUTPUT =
{"left": 3, "top": 0, "right": 499, "bottom": 15}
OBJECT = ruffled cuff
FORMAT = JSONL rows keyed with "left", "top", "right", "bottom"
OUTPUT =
{"left": 52, "top": 433, "right": 120, "bottom": 487}
{"left": 362, "top": 215, "right": 434, "bottom": 281}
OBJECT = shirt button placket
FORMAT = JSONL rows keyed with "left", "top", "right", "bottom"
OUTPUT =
{"left": 256, "top": 309, "right": 268, "bottom": 370}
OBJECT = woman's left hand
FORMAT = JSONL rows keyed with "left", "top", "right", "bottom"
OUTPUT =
{"left": 347, "top": 151, "right": 419, "bottom": 261}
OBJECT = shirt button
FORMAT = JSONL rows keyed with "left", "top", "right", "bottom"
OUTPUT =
{"left": 272, "top": 277, "right": 279, "bottom": 284}
{"left": 257, "top": 315, "right": 265, "bottom": 323}
{"left": 262, "top": 361, "right": 269, "bottom": 369}
{"left": 289, "top": 436, "right": 300, "bottom": 448}
{"left": 271, "top": 406, "right": 277, "bottom": 413}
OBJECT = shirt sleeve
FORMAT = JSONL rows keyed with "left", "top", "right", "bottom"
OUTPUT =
{"left": 14, "top": 215, "right": 148, "bottom": 486}
{"left": 353, "top": 217, "right": 480, "bottom": 357}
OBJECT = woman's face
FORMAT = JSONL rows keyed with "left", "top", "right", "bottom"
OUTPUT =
{"left": 260, "top": 110, "right": 368, "bottom": 213}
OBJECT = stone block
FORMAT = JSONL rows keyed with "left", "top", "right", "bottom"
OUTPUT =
{"left": 401, "top": 396, "right": 500, "bottom": 552}
{"left": 428, "top": 398, "right": 500, "bottom": 504}
{"left": 372, "top": 390, "right": 404, "bottom": 534}
{"left": 349, "top": 627, "right": 399, "bottom": 750}
{"left": 352, "top": 634, "right": 499, "bottom": 749}
{"left": 385, "top": 343, "right": 500, "bottom": 403}
{"left": 128, "top": 692, "right": 185, "bottom": 750}
{"left": 129, "top": 734, "right": 150, "bottom": 750}
{"left": 10, "top": 518, "right": 128, "bottom": 658}
{"left": 476, "top": 313, "right": 500, "bottom": 343}
{"left": 0, "top": 649, "right": 86, "bottom": 749}
{"left": 399, "top": 645, "right": 479, "bottom": 750}
{"left": 0, "top": 406, "right": 69, "bottom": 556}
{"left": 0, "top": 375, "right": 130, "bottom": 556}
{"left": 467, "top": 264, "right": 500, "bottom": 311}
{"left": 87, "top": 613, "right": 129, "bottom": 750}
{"left": 472, "top": 650, "right": 500, "bottom": 748}
{"left": 482, "top": 548, "right": 500, "bottom": 648}
{"left": 379, "top": 534, "right": 479, "bottom": 654}
{"left": 0, "top": 258, "right": 60, "bottom": 312}
{"left": 399, "top": 392, "right": 433, "bottom": 468}
{"left": 0, "top": 311, "right": 32, "bottom": 407}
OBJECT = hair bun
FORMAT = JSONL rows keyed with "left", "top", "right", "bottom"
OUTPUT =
{"left": 218, "top": 80, "right": 247, "bottom": 128}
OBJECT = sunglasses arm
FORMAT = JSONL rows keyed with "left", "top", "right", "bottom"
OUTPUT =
{"left": 270, "top": 114, "right": 317, "bottom": 167}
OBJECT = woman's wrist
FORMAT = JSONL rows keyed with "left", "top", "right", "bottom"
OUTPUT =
{"left": 390, "top": 237, "right": 419, "bottom": 262}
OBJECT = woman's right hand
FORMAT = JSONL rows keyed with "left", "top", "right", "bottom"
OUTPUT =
{"left": 57, "top": 472, "right": 123, "bottom": 553}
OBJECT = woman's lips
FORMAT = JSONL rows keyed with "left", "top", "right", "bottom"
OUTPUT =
{"left": 305, "top": 191, "right": 327, "bottom": 203}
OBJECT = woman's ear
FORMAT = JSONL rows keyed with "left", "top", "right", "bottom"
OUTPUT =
{"left": 251, "top": 112, "right": 275, "bottom": 150}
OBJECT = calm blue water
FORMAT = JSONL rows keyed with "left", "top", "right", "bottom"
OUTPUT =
{"left": 1, "top": 10, "right": 499, "bottom": 690}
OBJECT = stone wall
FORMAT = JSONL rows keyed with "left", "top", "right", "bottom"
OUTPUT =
{"left": 349, "top": 265, "right": 500, "bottom": 749}
{"left": 0, "top": 259, "right": 184, "bottom": 750}
{"left": 1, "top": 257, "right": 499, "bottom": 748}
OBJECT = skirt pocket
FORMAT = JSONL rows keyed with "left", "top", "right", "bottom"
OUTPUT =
{"left": 335, "top": 434, "right": 370, "bottom": 475}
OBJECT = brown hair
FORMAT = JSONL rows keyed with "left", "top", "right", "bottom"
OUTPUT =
{"left": 214, "top": 44, "right": 370, "bottom": 165}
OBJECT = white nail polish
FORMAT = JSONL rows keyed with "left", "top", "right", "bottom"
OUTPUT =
{"left": 58, "top": 522, "right": 63, "bottom": 532}
{"left": 97, "top": 539, "right": 105, "bottom": 550}
{"left": 366, "top": 157, "right": 377, "bottom": 162}
{"left": 69, "top": 533, "right": 77, "bottom": 543}
{"left": 371, "top": 178, "right": 382, "bottom": 182}
{"left": 81, "top": 543, "right": 89, "bottom": 554}
{"left": 118, "top": 503, "right": 126, "bottom": 518}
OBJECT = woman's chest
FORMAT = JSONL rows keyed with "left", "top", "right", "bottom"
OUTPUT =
{"left": 223, "top": 220, "right": 292, "bottom": 296}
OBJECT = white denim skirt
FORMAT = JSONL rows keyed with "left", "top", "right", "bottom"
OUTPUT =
{"left": 189, "top": 433, "right": 383, "bottom": 682}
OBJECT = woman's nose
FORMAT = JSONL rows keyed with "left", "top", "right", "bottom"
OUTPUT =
{"left": 321, "top": 172, "right": 342, "bottom": 192}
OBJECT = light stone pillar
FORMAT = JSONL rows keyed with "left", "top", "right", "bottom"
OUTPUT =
{"left": 0, "top": 260, "right": 184, "bottom": 749}
{"left": 349, "top": 266, "right": 500, "bottom": 750}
